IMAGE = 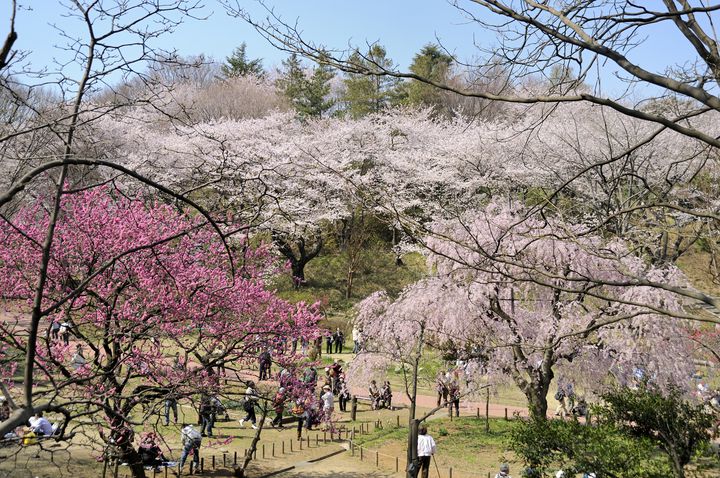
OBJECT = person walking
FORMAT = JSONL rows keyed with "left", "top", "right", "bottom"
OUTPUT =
{"left": 179, "top": 424, "right": 202, "bottom": 473}
{"left": 271, "top": 388, "right": 286, "bottom": 428}
{"left": 59, "top": 321, "right": 72, "bottom": 345}
{"left": 199, "top": 394, "right": 215, "bottom": 437}
{"left": 416, "top": 425, "right": 436, "bottom": 478}
{"left": 239, "top": 381, "right": 259, "bottom": 430}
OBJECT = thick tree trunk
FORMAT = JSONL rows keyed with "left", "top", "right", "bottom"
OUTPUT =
{"left": 272, "top": 233, "right": 322, "bottom": 289}
{"left": 119, "top": 443, "right": 146, "bottom": 478}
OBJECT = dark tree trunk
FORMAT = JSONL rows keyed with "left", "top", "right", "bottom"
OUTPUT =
{"left": 119, "top": 443, "right": 146, "bottom": 478}
{"left": 272, "top": 232, "right": 323, "bottom": 288}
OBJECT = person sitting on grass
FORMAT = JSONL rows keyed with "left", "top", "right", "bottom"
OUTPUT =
{"left": 138, "top": 432, "right": 167, "bottom": 470}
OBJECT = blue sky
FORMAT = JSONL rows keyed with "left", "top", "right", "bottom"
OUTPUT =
{"left": 2, "top": 1, "right": 701, "bottom": 96}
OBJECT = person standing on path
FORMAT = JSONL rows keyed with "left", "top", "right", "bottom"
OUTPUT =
{"left": 352, "top": 326, "right": 360, "bottom": 354}
{"left": 333, "top": 328, "right": 344, "bottom": 353}
{"left": 321, "top": 385, "right": 334, "bottom": 424}
{"left": 258, "top": 349, "right": 272, "bottom": 381}
{"left": 416, "top": 425, "right": 436, "bottom": 478}
{"left": 448, "top": 379, "right": 460, "bottom": 417}
{"left": 325, "top": 332, "right": 333, "bottom": 355}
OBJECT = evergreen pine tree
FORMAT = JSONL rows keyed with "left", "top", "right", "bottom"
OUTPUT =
{"left": 405, "top": 44, "right": 453, "bottom": 112}
{"left": 342, "top": 44, "right": 399, "bottom": 118}
{"left": 221, "top": 43, "right": 265, "bottom": 79}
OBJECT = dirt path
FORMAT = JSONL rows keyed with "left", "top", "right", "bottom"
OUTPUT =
{"left": 349, "top": 386, "right": 529, "bottom": 419}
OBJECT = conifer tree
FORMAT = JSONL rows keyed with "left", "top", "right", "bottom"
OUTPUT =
{"left": 221, "top": 42, "right": 265, "bottom": 79}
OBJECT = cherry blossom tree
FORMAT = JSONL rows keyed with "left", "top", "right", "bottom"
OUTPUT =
{"left": 357, "top": 201, "right": 697, "bottom": 420}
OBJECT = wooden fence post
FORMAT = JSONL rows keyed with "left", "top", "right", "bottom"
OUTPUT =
{"left": 351, "top": 396, "right": 358, "bottom": 421}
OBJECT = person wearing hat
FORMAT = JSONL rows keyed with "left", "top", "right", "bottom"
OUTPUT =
{"left": 321, "top": 385, "right": 334, "bottom": 422}
{"left": 496, "top": 463, "right": 512, "bottom": 478}
{"left": 416, "top": 425, "right": 436, "bottom": 478}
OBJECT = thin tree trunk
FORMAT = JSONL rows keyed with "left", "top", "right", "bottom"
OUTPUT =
{"left": 238, "top": 406, "right": 268, "bottom": 475}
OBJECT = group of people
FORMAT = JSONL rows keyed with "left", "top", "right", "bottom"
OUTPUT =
{"left": 325, "top": 328, "right": 345, "bottom": 354}
{"left": 436, "top": 370, "right": 462, "bottom": 416}
{"left": 0, "top": 407, "right": 59, "bottom": 447}
{"left": 554, "top": 380, "right": 588, "bottom": 420}
{"left": 368, "top": 379, "right": 393, "bottom": 410}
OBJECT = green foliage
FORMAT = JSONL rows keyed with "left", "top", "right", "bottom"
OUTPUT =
{"left": 221, "top": 43, "right": 264, "bottom": 79}
{"left": 342, "top": 44, "right": 401, "bottom": 118}
{"left": 274, "top": 248, "right": 425, "bottom": 313}
{"left": 405, "top": 43, "right": 453, "bottom": 112}
{"left": 509, "top": 418, "right": 668, "bottom": 478}
{"left": 276, "top": 53, "right": 335, "bottom": 118}
{"left": 598, "top": 386, "right": 715, "bottom": 478}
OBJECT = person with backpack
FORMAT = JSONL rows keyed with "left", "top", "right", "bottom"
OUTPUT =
{"left": 271, "top": 387, "right": 286, "bottom": 429}
{"left": 239, "top": 381, "right": 258, "bottom": 430}
{"left": 554, "top": 386, "right": 568, "bottom": 419}
{"left": 179, "top": 424, "right": 202, "bottom": 473}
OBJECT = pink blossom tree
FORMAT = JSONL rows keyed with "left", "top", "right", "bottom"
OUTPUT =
{"left": 0, "top": 186, "right": 320, "bottom": 477}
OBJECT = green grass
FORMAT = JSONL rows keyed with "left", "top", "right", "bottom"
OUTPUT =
{"left": 273, "top": 248, "right": 426, "bottom": 314}
{"left": 353, "top": 417, "right": 521, "bottom": 475}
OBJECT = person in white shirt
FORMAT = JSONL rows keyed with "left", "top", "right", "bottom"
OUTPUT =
{"left": 321, "top": 385, "right": 334, "bottom": 420}
{"left": 179, "top": 424, "right": 202, "bottom": 472}
{"left": 416, "top": 425, "right": 436, "bottom": 478}
{"left": 28, "top": 412, "right": 53, "bottom": 436}
{"left": 70, "top": 344, "right": 86, "bottom": 370}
